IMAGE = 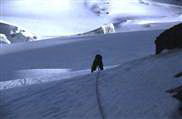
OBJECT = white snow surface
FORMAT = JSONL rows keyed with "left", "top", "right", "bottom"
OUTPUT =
{"left": 0, "top": 28, "right": 182, "bottom": 119}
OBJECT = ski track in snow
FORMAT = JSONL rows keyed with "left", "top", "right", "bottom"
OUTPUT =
{"left": 0, "top": 65, "right": 118, "bottom": 90}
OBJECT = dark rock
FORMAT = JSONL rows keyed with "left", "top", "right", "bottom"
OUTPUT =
{"left": 155, "top": 23, "right": 182, "bottom": 54}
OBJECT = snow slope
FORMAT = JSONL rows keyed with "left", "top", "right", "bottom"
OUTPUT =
{"left": 0, "top": 29, "right": 162, "bottom": 82}
{"left": 0, "top": 27, "right": 181, "bottom": 118}
{"left": 0, "top": 49, "right": 181, "bottom": 119}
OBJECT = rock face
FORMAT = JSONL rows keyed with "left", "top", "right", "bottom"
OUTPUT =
{"left": 0, "top": 33, "right": 11, "bottom": 44}
{"left": 0, "top": 22, "right": 37, "bottom": 44}
{"left": 151, "top": 0, "right": 182, "bottom": 6}
{"left": 155, "top": 23, "right": 182, "bottom": 54}
{"left": 166, "top": 85, "right": 182, "bottom": 113}
{"left": 101, "top": 23, "right": 115, "bottom": 34}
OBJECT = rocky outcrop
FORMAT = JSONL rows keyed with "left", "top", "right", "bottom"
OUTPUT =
{"left": 155, "top": 23, "right": 182, "bottom": 54}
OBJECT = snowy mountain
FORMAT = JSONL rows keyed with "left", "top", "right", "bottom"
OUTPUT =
{"left": 0, "top": 0, "right": 182, "bottom": 119}
{"left": 0, "top": 26, "right": 182, "bottom": 118}
{"left": 0, "top": 0, "right": 182, "bottom": 39}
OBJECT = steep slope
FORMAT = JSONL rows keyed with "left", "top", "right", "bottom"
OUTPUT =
{"left": 0, "top": 50, "right": 181, "bottom": 119}
{"left": 99, "top": 50, "right": 182, "bottom": 119}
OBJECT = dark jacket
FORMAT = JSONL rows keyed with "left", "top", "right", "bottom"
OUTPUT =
{"left": 91, "top": 54, "right": 104, "bottom": 72}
